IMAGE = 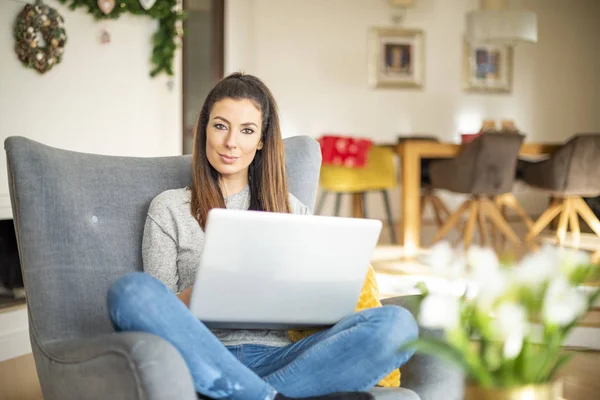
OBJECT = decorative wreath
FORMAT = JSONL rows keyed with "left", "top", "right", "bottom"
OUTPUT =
{"left": 13, "top": 0, "right": 67, "bottom": 74}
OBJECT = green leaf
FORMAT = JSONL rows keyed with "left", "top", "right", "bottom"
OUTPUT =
{"left": 401, "top": 338, "right": 470, "bottom": 371}
{"left": 547, "top": 352, "right": 574, "bottom": 381}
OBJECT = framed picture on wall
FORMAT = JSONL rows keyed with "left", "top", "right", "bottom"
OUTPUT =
{"left": 463, "top": 39, "right": 513, "bottom": 93}
{"left": 368, "top": 28, "right": 424, "bottom": 89}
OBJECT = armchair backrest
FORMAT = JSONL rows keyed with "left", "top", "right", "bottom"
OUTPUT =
{"left": 5, "top": 136, "right": 321, "bottom": 344}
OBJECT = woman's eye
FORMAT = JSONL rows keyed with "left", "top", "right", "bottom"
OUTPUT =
{"left": 242, "top": 128, "right": 254, "bottom": 135}
{"left": 214, "top": 123, "right": 227, "bottom": 130}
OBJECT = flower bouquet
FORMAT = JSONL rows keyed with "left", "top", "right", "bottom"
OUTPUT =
{"left": 405, "top": 243, "right": 600, "bottom": 398}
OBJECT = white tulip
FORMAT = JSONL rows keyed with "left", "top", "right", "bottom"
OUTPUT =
{"left": 491, "top": 302, "right": 528, "bottom": 358}
{"left": 557, "top": 247, "right": 590, "bottom": 279}
{"left": 514, "top": 244, "right": 559, "bottom": 287}
{"left": 467, "top": 245, "right": 500, "bottom": 274}
{"left": 466, "top": 246, "right": 508, "bottom": 310}
{"left": 425, "top": 241, "right": 466, "bottom": 279}
{"left": 503, "top": 332, "right": 524, "bottom": 359}
{"left": 542, "top": 276, "right": 588, "bottom": 327}
{"left": 426, "top": 241, "right": 454, "bottom": 269}
{"left": 419, "top": 294, "right": 460, "bottom": 330}
{"left": 477, "top": 270, "right": 508, "bottom": 310}
{"left": 493, "top": 302, "right": 528, "bottom": 340}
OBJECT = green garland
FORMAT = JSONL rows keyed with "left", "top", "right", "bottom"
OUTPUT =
{"left": 56, "top": 0, "right": 184, "bottom": 77}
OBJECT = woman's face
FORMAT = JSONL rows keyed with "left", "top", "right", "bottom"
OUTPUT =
{"left": 205, "top": 98, "right": 263, "bottom": 182}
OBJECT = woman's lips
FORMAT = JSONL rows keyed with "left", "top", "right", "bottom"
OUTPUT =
{"left": 219, "top": 154, "right": 239, "bottom": 164}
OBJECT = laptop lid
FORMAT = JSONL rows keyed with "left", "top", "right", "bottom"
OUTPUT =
{"left": 189, "top": 209, "right": 382, "bottom": 330}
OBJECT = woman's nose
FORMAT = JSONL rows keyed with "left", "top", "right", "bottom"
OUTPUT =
{"left": 225, "top": 132, "right": 237, "bottom": 149}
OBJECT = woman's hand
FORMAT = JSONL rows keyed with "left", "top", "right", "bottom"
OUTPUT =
{"left": 177, "top": 286, "right": 193, "bottom": 308}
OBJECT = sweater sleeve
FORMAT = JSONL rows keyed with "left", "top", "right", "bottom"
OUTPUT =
{"left": 142, "top": 214, "right": 179, "bottom": 293}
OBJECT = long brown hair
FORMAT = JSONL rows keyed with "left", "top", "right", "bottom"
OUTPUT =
{"left": 190, "top": 72, "right": 291, "bottom": 229}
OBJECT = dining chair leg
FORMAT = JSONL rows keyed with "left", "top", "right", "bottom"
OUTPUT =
{"left": 361, "top": 192, "right": 368, "bottom": 219}
{"left": 420, "top": 191, "right": 429, "bottom": 219}
{"left": 463, "top": 200, "right": 479, "bottom": 249}
{"left": 315, "top": 191, "right": 327, "bottom": 215}
{"left": 381, "top": 190, "right": 397, "bottom": 244}
{"left": 573, "top": 197, "right": 600, "bottom": 237}
{"left": 526, "top": 200, "right": 564, "bottom": 243}
{"left": 477, "top": 202, "right": 488, "bottom": 247}
{"left": 591, "top": 250, "right": 600, "bottom": 264}
{"left": 556, "top": 198, "right": 572, "bottom": 245}
{"left": 432, "top": 195, "right": 451, "bottom": 223}
{"left": 490, "top": 197, "right": 501, "bottom": 250}
{"left": 334, "top": 193, "right": 343, "bottom": 217}
{"left": 430, "top": 197, "right": 445, "bottom": 227}
{"left": 568, "top": 202, "right": 581, "bottom": 244}
{"left": 499, "top": 193, "right": 535, "bottom": 229}
{"left": 434, "top": 200, "right": 472, "bottom": 243}
{"left": 482, "top": 198, "right": 521, "bottom": 245}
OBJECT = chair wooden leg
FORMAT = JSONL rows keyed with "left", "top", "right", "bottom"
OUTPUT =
{"left": 381, "top": 190, "right": 397, "bottom": 244}
{"left": 573, "top": 197, "right": 600, "bottom": 237}
{"left": 477, "top": 202, "right": 488, "bottom": 247}
{"left": 557, "top": 198, "right": 573, "bottom": 245}
{"left": 315, "top": 191, "right": 327, "bottom": 215}
{"left": 361, "top": 192, "right": 368, "bottom": 219}
{"left": 463, "top": 200, "right": 479, "bottom": 249}
{"left": 434, "top": 200, "right": 471, "bottom": 243}
{"left": 351, "top": 192, "right": 364, "bottom": 218}
{"left": 569, "top": 201, "right": 581, "bottom": 245}
{"left": 430, "top": 197, "right": 444, "bottom": 227}
{"left": 591, "top": 250, "right": 600, "bottom": 264}
{"left": 432, "top": 196, "right": 450, "bottom": 227}
{"left": 549, "top": 196, "right": 560, "bottom": 231}
{"left": 420, "top": 191, "right": 429, "bottom": 219}
{"left": 496, "top": 197, "right": 508, "bottom": 250}
{"left": 500, "top": 193, "right": 535, "bottom": 229}
{"left": 490, "top": 197, "right": 500, "bottom": 250}
{"left": 334, "top": 193, "right": 343, "bottom": 216}
{"left": 482, "top": 198, "right": 521, "bottom": 245}
{"left": 526, "top": 200, "right": 564, "bottom": 243}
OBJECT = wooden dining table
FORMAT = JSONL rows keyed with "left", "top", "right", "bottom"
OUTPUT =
{"left": 389, "top": 140, "right": 562, "bottom": 256}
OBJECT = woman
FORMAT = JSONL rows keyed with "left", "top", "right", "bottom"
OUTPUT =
{"left": 107, "top": 73, "right": 418, "bottom": 400}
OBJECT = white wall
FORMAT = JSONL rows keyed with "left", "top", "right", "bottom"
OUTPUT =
{"left": 225, "top": 0, "right": 600, "bottom": 219}
{"left": 0, "top": 0, "right": 183, "bottom": 218}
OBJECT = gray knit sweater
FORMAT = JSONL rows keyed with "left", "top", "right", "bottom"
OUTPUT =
{"left": 142, "top": 185, "right": 310, "bottom": 347}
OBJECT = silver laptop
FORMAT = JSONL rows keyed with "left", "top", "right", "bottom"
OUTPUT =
{"left": 189, "top": 208, "right": 382, "bottom": 330}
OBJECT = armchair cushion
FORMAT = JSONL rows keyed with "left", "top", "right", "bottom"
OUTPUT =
{"left": 38, "top": 332, "right": 196, "bottom": 400}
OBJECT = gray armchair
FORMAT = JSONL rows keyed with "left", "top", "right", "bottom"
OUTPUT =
{"left": 5, "top": 136, "right": 460, "bottom": 400}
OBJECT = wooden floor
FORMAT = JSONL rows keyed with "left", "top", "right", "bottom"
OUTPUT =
{"left": 0, "top": 353, "right": 42, "bottom": 400}
{"left": 559, "top": 351, "right": 600, "bottom": 400}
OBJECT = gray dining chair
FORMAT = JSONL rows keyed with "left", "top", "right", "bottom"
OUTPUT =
{"left": 519, "top": 133, "right": 600, "bottom": 244}
{"left": 428, "top": 132, "right": 525, "bottom": 248}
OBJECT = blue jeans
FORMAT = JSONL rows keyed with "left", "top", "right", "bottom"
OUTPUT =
{"left": 107, "top": 272, "right": 418, "bottom": 400}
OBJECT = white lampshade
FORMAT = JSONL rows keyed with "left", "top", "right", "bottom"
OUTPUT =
{"left": 466, "top": 10, "right": 538, "bottom": 44}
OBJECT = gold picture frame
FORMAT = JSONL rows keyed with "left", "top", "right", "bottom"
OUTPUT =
{"left": 463, "top": 38, "right": 513, "bottom": 93}
{"left": 368, "top": 28, "right": 425, "bottom": 89}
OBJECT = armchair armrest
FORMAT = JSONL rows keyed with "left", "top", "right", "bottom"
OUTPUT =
{"left": 383, "top": 296, "right": 464, "bottom": 400}
{"left": 38, "top": 331, "right": 196, "bottom": 400}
